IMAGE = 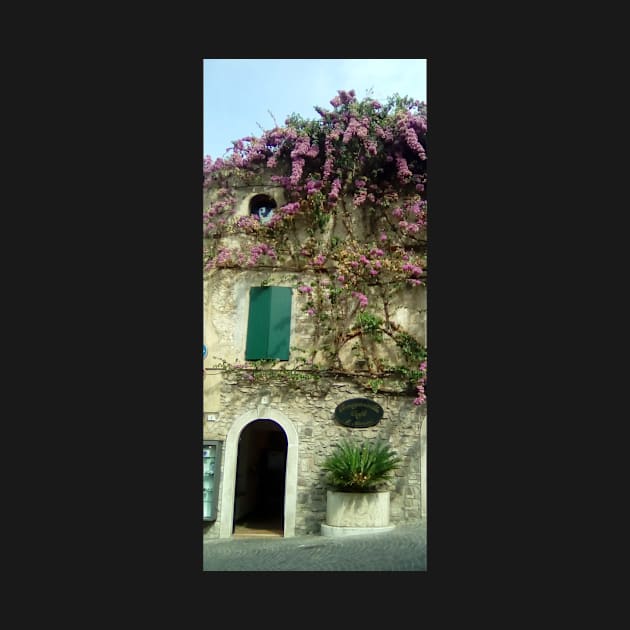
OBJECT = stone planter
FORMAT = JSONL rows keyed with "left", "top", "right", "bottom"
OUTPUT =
{"left": 321, "top": 490, "right": 395, "bottom": 537}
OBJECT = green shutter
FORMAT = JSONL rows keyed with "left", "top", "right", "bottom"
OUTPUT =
{"left": 245, "top": 287, "right": 292, "bottom": 360}
{"left": 267, "top": 287, "right": 292, "bottom": 360}
{"left": 245, "top": 287, "right": 270, "bottom": 360}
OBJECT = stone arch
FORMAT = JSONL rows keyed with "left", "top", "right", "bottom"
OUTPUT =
{"left": 218, "top": 408, "right": 298, "bottom": 538}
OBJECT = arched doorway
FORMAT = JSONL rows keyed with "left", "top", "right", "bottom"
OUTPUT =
{"left": 218, "top": 408, "right": 298, "bottom": 538}
{"left": 233, "top": 419, "right": 287, "bottom": 536}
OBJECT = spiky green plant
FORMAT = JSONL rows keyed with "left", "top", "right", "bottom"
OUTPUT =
{"left": 322, "top": 439, "right": 401, "bottom": 492}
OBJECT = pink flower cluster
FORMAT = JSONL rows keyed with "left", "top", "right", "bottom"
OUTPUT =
{"left": 413, "top": 360, "right": 427, "bottom": 405}
{"left": 323, "top": 154, "right": 335, "bottom": 181}
{"left": 391, "top": 198, "right": 427, "bottom": 235}
{"left": 357, "top": 250, "right": 384, "bottom": 277}
{"left": 402, "top": 262, "right": 423, "bottom": 276}
{"left": 203, "top": 90, "right": 428, "bottom": 401}
{"left": 330, "top": 89, "right": 356, "bottom": 107}
{"left": 235, "top": 215, "right": 261, "bottom": 232}
{"left": 263, "top": 128, "right": 288, "bottom": 147}
{"left": 342, "top": 116, "right": 369, "bottom": 144}
{"left": 404, "top": 126, "right": 426, "bottom": 159}
{"left": 203, "top": 156, "right": 213, "bottom": 176}
{"left": 290, "top": 136, "right": 310, "bottom": 159}
{"left": 352, "top": 291, "right": 369, "bottom": 309}
{"left": 395, "top": 154, "right": 413, "bottom": 182}
{"left": 270, "top": 175, "right": 292, "bottom": 187}
{"left": 353, "top": 189, "right": 367, "bottom": 206}
{"left": 279, "top": 201, "right": 301, "bottom": 216}
{"left": 363, "top": 138, "right": 378, "bottom": 156}
{"left": 413, "top": 384, "right": 426, "bottom": 405}
{"left": 215, "top": 247, "right": 234, "bottom": 267}
{"left": 305, "top": 179, "right": 322, "bottom": 195}
{"left": 290, "top": 157, "right": 305, "bottom": 186}
{"left": 328, "top": 178, "right": 342, "bottom": 203}
{"left": 374, "top": 125, "right": 393, "bottom": 142}
{"left": 411, "top": 114, "right": 427, "bottom": 134}
{"left": 311, "top": 254, "right": 326, "bottom": 267}
{"left": 206, "top": 198, "right": 233, "bottom": 220}
{"left": 247, "top": 243, "right": 277, "bottom": 266}
{"left": 321, "top": 126, "right": 343, "bottom": 181}
{"left": 400, "top": 258, "right": 425, "bottom": 286}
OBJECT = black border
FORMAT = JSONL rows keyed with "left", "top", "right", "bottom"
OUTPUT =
{"left": 22, "top": 55, "right": 205, "bottom": 579}
{"left": 20, "top": 53, "right": 546, "bottom": 600}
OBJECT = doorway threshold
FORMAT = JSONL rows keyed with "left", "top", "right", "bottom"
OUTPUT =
{"left": 233, "top": 515, "right": 283, "bottom": 538}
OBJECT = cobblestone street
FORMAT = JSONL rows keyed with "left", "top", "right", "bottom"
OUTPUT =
{"left": 203, "top": 521, "right": 426, "bottom": 571}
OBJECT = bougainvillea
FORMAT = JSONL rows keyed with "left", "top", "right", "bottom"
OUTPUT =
{"left": 203, "top": 90, "right": 427, "bottom": 404}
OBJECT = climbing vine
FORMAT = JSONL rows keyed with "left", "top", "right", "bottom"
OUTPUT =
{"left": 203, "top": 90, "right": 427, "bottom": 405}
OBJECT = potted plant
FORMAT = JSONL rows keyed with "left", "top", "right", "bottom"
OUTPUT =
{"left": 321, "top": 439, "right": 401, "bottom": 536}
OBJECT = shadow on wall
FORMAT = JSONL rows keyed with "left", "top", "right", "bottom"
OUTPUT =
{"left": 302, "top": 470, "right": 328, "bottom": 535}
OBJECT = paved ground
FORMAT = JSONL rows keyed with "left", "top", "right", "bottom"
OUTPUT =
{"left": 203, "top": 521, "right": 426, "bottom": 571}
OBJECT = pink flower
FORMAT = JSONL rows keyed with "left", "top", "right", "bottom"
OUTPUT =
{"left": 279, "top": 202, "right": 301, "bottom": 215}
{"left": 413, "top": 393, "right": 426, "bottom": 405}
{"left": 353, "top": 189, "right": 367, "bottom": 206}
{"left": 290, "top": 157, "right": 305, "bottom": 185}
{"left": 328, "top": 178, "right": 342, "bottom": 203}
{"left": 352, "top": 291, "right": 368, "bottom": 309}
{"left": 298, "top": 285, "right": 313, "bottom": 294}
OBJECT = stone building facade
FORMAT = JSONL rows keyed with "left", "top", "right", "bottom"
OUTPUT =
{"left": 203, "top": 182, "right": 427, "bottom": 539}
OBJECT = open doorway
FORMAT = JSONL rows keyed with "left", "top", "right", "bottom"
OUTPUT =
{"left": 232, "top": 419, "right": 287, "bottom": 537}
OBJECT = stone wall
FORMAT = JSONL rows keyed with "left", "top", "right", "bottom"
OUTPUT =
{"left": 203, "top": 183, "right": 427, "bottom": 539}
{"left": 203, "top": 373, "right": 425, "bottom": 537}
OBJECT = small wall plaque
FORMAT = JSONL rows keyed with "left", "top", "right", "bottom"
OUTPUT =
{"left": 334, "top": 398, "right": 383, "bottom": 428}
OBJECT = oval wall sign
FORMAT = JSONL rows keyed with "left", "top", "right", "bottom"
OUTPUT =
{"left": 334, "top": 398, "right": 383, "bottom": 428}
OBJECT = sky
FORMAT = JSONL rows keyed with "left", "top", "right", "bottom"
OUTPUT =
{"left": 203, "top": 59, "right": 427, "bottom": 160}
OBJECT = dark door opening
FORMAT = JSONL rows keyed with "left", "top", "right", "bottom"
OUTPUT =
{"left": 233, "top": 419, "right": 287, "bottom": 537}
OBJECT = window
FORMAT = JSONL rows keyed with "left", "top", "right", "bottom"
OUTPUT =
{"left": 245, "top": 286, "right": 292, "bottom": 360}
{"left": 249, "top": 194, "right": 277, "bottom": 224}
